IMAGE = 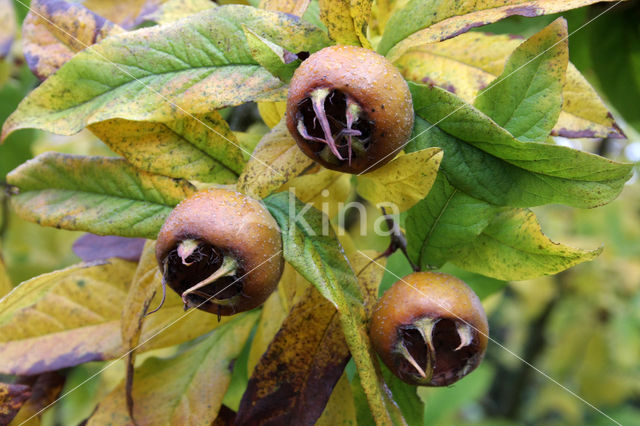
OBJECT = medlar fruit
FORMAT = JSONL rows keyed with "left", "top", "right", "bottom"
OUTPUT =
{"left": 286, "top": 45, "right": 414, "bottom": 174}
{"left": 155, "top": 189, "right": 283, "bottom": 316}
{"left": 370, "top": 272, "right": 488, "bottom": 386}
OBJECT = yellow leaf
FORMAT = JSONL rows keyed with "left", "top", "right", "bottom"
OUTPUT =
{"left": 395, "top": 32, "right": 622, "bottom": 139}
{"left": 282, "top": 168, "right": 353, "bottom": 218}
{"left": 383, "top": 0, "right": 622, "bottom": 61}
{"left": 357, "top": 148, "right": 442, "bottom": 212}
{"left": 90, "top": 111, "right": 245, "bottom": 183}
{"left": 23, "top": 0, "right": 124, "bottom": 80}
{"left": 319, "top": 0, "right": 364, "bottom": 47}
{"left": 349, "top": 249, "right": 387, "bottom": 314}
{"left": 316, "top": 373, "right": 357, "bottom": 425}
{"left": 0, "top": 259, "right": 136, "bottom": 375}
{"left": 257, "top": 101, "right": 287, "bottom": 128}
{"left": 350, "top": 0, "right": 373, "bottom": 48}
{"left": 88, "top": 312, "right": 259, "bottom": 426}
{"left": 83, "top": 0, "right": 163, "bottom": 29}
{"left": 237, "top": 119, "right": 314, "bottom": 199}
{"left": 259, "top": 0, "right": 311, "bottom": 16}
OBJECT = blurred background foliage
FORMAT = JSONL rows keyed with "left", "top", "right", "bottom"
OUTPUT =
{"left": 1, "top": 1, "right": 639, "bottom": 425}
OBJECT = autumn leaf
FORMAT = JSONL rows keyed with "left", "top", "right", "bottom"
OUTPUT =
{"left": 236, "top": 285, "right": 350, "bottom": 425}
{"left": 82, "top": 0, "right": 169, "bottom": 29}
{"left": 281, "top": 167, "right": 352, "bottom": 219}
{"left": 89, "top": 312, "right": 259, "bottom": 426}
{"left": 237, "top": 120, "right": 314, "bottom": 199}
{"left": 0, "top": 382, "right": 31, "bottom": 425}
{"left": 1, "top": 5, "right": 331, "bottom": 140}
{"left": 357, "top": 148, "right": 443, "bottom": 212}
{"left": 315, "top": 373, "right": 358, "bottom": 426}
{"left": 90, "top": 111, "right": 245, "bottom": 184}
{"left": 0, "top": 257, "right": 11, "bottom": 298}
{"left": 257, "top": 101, "right": 287, "bottom": 128}
{"left": 379, "top": 0, "right": 623, "bottom": 60}
{"left": 0, "top": 259, "right": 135, "bottom": 376}
{"left": 394, "top": 32, "right": 624, "bottom": 139}
{"left": 7, "top": 153, "right": 196, "bottom": 239}
{"left": 449, "top": 208, "right": 603, "bottom": 281}
{"left": 319, "top": 0, "right": 364, "bottom": 47}
{"left": 260, "top": 0, "right": 311, "bottom": 17}
{"left": 22, "top": 0, "right": 124, "bottom": 81}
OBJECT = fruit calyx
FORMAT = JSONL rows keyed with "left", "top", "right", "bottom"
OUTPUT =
{"left": 393, "top": 316, "right": 478, "bottom": 386}
{"left": 295, "top": 87, "right": 372, "bottom": 166}
{"left": 163, "top": 238, "right": 243, "bottom": 313}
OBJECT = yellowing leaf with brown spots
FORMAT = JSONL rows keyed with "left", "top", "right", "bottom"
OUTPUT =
{"left": 247, "top": 263, "right": 310, "bottom": 373}
{"left": 23, "top": 0, "right": 124, "bottom": 81}
{"left": 450, "top": 208, "right": 602, "bottom": 281}
{"left": 357, "top": 148, "right": 442, "bottom": 212}
{"left": 260, "top": 0, "right": 311, "bottom": 16}
{"left": 379, "top": 0, "right": 623, "bottom": 60}
{"left": 0, "top": 259, "right": 136, "bottom": 376}
{"left": 237, "top": 119, "right": 314, "bottom": 199}
{"left": 236, "top": 285, "right": 351, "bottom": 425}
{"left": 88, "top": 312, "right": 258, "bottom": 426}
{"left": 1, "top": 5, "right": 330, "bottom": 141}
{"left": 257, "top": 101, "right": 287, "bottom": 128}
{"left": 282, "top": 168, "right": 352, "bottom": 218}
{"left": 90, "top": 111, "right": 245, "bottom": 184}
{"left": 395, "top": 31, "right": 623, "bottom": 139}
{"left": 7, "top": 152, "right": 197, "bottom": 239}
{"left": 0, "top": 382, "right": 31, "bottom": 425}
{"left": 319, "top": 0, "right": 364, "bottom": 47}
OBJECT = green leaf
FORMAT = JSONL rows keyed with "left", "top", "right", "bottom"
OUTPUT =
{"left": 1, "top": 5, "right": 331, "bottom": 140}
{"left": 378, "top": 0, "right": 621, "bottom": 60}
{"left": 89, "top": 312, "right": 259, "bottom": 425}
{"left": 474, "top": 18, "right": 568, "bottom": 142}
{"left": 404, "top": 174, "right": 500, "bottom": 269}
{"left": 0, "top": 259, "right": 136, "bottom": 375}
{"left": 263, "top": 192, "right": 404, "bottom": 425}
{"left": 449, "top": 208, "right": 602, "bottom": 281}
{"left": 89, "top": 111, "right": 244, "bottom": 183}
{"left": 408, "top": 86, "right": 633, "bottom": 208}
{"left": 381, "top": 364, "right": 424, "bottom": 426}
{"left": 408, "top": 117, "right": 629, "bottom": 209}
{"left": 394, "top": 31, "right": 624, "bottom": 139}
{"left": 7, "top": 152, "right": 196, "bottom": 239}
{"left": 244, "top": 26, "right": 301, "bottom": 83}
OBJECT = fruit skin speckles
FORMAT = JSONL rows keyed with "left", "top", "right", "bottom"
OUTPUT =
{"left": 155, "top": 188, "right": 283, "bottom": 316}
{"left": 286, "top": 45, "right": 414, "bottom": 174}
{"left": 369, "top": 272, "right": 488, "bottom": 386}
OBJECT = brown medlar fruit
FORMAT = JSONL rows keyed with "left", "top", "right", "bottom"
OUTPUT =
{"left": 155, "top": 189, "right": 283, "bottom": 316}
{"left": 286, "top": 45, "right": 414, "bottom": 174}
{"left": 370, "top": 272, "right": 488, "bottom": 386}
